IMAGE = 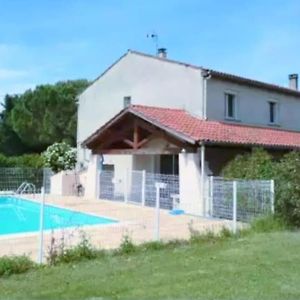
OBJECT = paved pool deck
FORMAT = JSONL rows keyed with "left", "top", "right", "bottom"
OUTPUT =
{"left": 0, "top": 195, "right": 232, "bottom": 261}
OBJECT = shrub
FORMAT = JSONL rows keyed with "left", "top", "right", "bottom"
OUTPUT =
{"left": 222, "top": 148, "right": 300, "bottom": 227}
{"left": 43, "top": 142, "right": 76, "bottom": 173}
{"left": 46, "top": 233, "right": 98, "bottom": 265}
{"left": 249, "top": 215, "right": 287, "bottom": 233}
{"left": 0, "top": 153, "right": 44, "bottom": 168}
{"left": 273, "top": 151, "right": 300, "bottom": 227}
{"left": 117, "top": 235, "right": 136, "bottom": 255}
{"left": 222, "top": 148, "right": 275, "bottom": 180}
{"left": 0, "top": 255, "right": 35, "bottom": 277}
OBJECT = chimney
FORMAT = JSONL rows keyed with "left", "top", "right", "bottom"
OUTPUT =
{"left": 123, "top": 96, "right": 131, "bottom": 108}
{"left": 289, "top": 74, "right": 298, "bottom": 90}
{"left": 157, "top": 48, "right": 167, "bottom": 59}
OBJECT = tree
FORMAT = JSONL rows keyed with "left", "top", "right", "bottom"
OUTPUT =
{"left": 10, "top": 79, "right": 89, "bottom": 153}
{"left": 0, "top": 95, "right": 30, "bottom": 155}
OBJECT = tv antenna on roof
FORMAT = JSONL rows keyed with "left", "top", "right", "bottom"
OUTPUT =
{"left": 147, "top": 32, "right": 159, "bottom": 55}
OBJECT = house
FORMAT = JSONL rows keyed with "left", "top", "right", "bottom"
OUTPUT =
{"left": 76, "top": 49, "right": 300, "bottom": 215}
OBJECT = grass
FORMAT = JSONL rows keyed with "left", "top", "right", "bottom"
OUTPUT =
{"left": 1, "top": 230, "right": 300, "bottom": 300}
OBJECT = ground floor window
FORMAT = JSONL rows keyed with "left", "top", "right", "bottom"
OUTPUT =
{"left": 160, "top": 155, "right": 179, "bottom": 175}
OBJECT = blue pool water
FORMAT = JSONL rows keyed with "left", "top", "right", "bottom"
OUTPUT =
{"left": 0, "top": 196, "right": 117, "bottom": 235}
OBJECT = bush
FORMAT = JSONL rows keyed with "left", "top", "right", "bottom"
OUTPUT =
{"left": 46, "top": 233, "right": 98, "bottom": 265}
{"left": 0, "top": 153, "right": 44, "bottom": 168}
{"left": 0, "top": 255, "right": 35, "bottom": 277}
{"left": 222, "top": 148, "right": 275, "bottom": 180}
{"left": 249, "top": 215, "right": 287, "bottom": 233}
{"left": 116, "top": 235, "right": 137, "bottom": 255}
{"left": 274, "top": 151, "right": 300, "bottom": 227}
{"left": 222, "top": 148, "right": 300, "bottom": 227}
{"left": 43, "top": 142, "right": 76, "bottom": 173}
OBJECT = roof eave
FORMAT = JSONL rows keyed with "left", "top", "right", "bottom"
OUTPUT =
{"left": 198, "top": 139, "right": 300, "bottom": 150}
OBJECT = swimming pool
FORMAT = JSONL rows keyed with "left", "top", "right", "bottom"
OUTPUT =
{"left": 0, "top": 196, "right": 117, "bottom": 235}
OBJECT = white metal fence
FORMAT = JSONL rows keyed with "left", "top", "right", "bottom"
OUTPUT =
{"left": 209, "top": 177, "right": 274, "bottom": 224}
{"left": 0, "top": 168, "right": 274, "bottom": 263}
{"left": 99, "top": 170, "right": 179, "bottom": 209}
{"left": 0, "top": 168, "right": 52, "bottom": 194}
{"left": 99, "top": 170, "right": 274, "bottom": 222}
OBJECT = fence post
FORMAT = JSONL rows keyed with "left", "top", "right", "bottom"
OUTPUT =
{"left": 209, "top": 176, "right": 214, "bottom": 217}
{"left": 154, "top": 182, "right": 167, "bottom": 241}
{"left": 96, "top": 169, "right": 100, "bottom": 199}
{"left": 232, "top": 181, "right": 237, "bottom": 234}
{"left": 141, "top": 170, "right": 146, "bottom": 206}
{"left": 270, "top": 179, "right": 275, "bottom": 214}
{"left": 124, "top": 169, "right": 128, "bottom": 203}
{"left": 38, "top": 186, "right": 45, "bottom": 264}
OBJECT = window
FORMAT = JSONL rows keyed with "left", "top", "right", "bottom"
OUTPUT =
{"left": 225, "top": 93, "right": 237, "bottom": 119}
{"left": 268, "top": 101, "right": 278, "bottom": 124}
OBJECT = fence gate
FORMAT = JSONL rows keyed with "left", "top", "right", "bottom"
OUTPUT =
{"left": 209, "top": 177, "right": 274, "bottom": 222}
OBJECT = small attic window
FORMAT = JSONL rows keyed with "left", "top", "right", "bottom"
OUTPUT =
{"left": 123, "top": 96, "right": 131, "bottom": 108}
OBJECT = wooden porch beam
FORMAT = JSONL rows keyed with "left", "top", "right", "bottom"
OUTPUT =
{"left": 94, "top": 148, "right": 184, "bottom": 155}
{"left": 123, "top": 139, "right": 134, "bottom": 148}
{"left": 137, "top": 137, "right": 150, "bottom": 148}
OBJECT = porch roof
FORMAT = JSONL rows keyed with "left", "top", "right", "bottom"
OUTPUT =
{"left": 83, "top": 105, "right": 300, "bottom": 150}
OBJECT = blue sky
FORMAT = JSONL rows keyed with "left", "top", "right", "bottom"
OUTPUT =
{"left": 0, "top": 0, "right": 299, "bottom": 103}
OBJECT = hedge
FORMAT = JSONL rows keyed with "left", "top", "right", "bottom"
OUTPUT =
{"left": 0, "top": 153, "right": 44, "bottom": 168}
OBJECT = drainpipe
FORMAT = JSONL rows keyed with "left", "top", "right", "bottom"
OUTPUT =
{"left": 200, "top": 142, "right": 206, "bottom": 216}
{"left": 201, "top": 69, "right": 211, "bottom": 120}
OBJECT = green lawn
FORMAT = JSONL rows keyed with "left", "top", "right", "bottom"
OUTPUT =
{"left": 1, "top": 231, "right": 300, "bottom": 300}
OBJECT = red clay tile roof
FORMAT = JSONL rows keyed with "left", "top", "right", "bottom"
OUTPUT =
{"left": 129, "top": 105, "right": 300, "bottom": 149}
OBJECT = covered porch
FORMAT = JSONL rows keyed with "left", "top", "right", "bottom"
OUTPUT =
{"left": 82, "top": 106, "right": 208, "bottom": 215}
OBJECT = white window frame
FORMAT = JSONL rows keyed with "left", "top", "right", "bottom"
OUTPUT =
{"left": 268, "top": 99, "right": 280, "bottom": 125}
{"left": 224, "top": 90, "right": 238, "bottom": 120}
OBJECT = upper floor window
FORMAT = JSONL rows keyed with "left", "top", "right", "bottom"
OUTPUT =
{"left": 225, "top": 92, "right": 237, "bottom": 120}
{"left": 268, "top": 101, "right": 278, "bottom": 124}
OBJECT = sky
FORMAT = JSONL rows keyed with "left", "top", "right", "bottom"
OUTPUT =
{"left": 0, "top": 0, "right": 299, "bottom": 104}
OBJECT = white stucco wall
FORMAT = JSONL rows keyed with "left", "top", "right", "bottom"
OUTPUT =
{"left": 77, "top": 51, "right": 204, "bottom": 165}
{"left": 84, "top": 154, "right": 100, "bottom": 199}
{"left": 206, "top": 78, "right": 300, "bottom": 130}
{"left": 179, "top": 152, "right": 206, "bottom": 216}
{"left": 50, "top": 171, "right": 77, "bottom": 196}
